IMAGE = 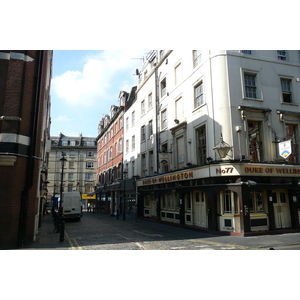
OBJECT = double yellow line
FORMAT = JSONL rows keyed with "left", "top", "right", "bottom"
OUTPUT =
{"left": 65, "top": 232, "right": 82, "bottom": 250}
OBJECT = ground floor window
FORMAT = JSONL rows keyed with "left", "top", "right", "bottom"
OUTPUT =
{"left": 218, "top": 190, "right": 239, "bottom": 215}
{"left": 161, "top": 192, "right": 179, "bottom": 210}
{"left": 185, "top": 192, "right": 191, "bottom": 210}
{"left": 249, "top": 191, "right": 265, "bottom": 213}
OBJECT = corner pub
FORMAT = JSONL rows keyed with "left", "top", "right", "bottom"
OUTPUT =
{"left": 135, "top": 162, "right": 300, "bottom": 235}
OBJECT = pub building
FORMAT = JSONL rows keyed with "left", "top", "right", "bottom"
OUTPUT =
{"left": 136, "top": 163, "right": 300, "bottom": 235}
{"left": 120, "top": 50, "right": 300, "bottom": 235}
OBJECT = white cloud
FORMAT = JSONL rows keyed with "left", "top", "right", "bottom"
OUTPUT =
{"left": 55, "top": 115, "right": 73, "bottom": 122}
{"left": 51, "top": 50, "right": 146, "bottom": 107}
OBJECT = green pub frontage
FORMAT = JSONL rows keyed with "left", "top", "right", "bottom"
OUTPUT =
{"left": 136, "top": 163, "right": 300, "bottom": 235}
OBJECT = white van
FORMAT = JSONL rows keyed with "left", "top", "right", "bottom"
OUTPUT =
{"left": 62, "top": 192, "right": 83, "bottom": 221}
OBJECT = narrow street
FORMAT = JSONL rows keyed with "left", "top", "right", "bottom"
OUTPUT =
{"left": 27, "top": 211, "right": 300, "bottom": 250}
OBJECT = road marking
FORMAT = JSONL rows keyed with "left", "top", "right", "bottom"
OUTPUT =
{"left": 170, "top": 247, "right": 187, "bottom": 250}
{"left": 132, "top": 230, "right": 163, "bottom": 237}
{"left": 65, "top": 232, "right": 82, "bottom": 250}
{"left": 187, "top": 239, "right": 251, "bottom": 250}
{"left": 135, "top": 242, "right": 146, "bottom": 250}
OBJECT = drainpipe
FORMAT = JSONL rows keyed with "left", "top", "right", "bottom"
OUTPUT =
{"left": 155, "top": 62, "right": 160, "bottom": 174}
{"left": 17, "top": 50, "right": 44, "bottom": 248}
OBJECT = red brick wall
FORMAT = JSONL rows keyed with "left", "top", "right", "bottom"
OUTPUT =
{"left": 0, "top": 50, "right": 52, "bottom": 249}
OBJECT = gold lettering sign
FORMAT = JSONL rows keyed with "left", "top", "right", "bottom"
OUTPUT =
{"left": 142, "top": 171, "right": 193, "bottom": 185}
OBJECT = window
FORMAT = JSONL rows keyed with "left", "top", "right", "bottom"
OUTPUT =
{"left": 86, "top": 173, "right": 94, "bottom": 181}
{"left": 142, "top": 153, "right": 147, "bottom": 177}
{"left": 118, "top": 138, "right": 122, "bottom": 153}
{"left": 161, "top": 109, "right": 167, "bottom": 129}
{"left": 160, "top": 50, "right": 165, "bottom": 59}
{"left": 70, "top": 140, "right": 76, "bottom": 146}
{"left": 193, "top": 50, "right": 202, "bottom": 67}
{"left": 126, "top": 117, "right": 129, "bottom": 131}
{"left": 69, "top": 161, "right": 74, "bottom": 169}
{"left": 62, "top": 140, "right": 68, "bottom": 146}
{"left": 132, "top": 111, "right": 135, "bottom": 127}
{"left": 108, "top": 146, "right": 112, "bottom": 160}
{"left": 196, "top": 125, "right": 206, "bottom": 165}
{"left": 86, "top": 162, "right": 94, "bottom": 168}
{"left": 68, "top": 173, "right": 74, "bottom": 181}
{"left": 69, "top": 152, "right": 75, "bottom": 158}
{"left": 161, "top": 78, "right": 167, "bottom": 97}
{"left": 132, "top": 135, "right": 135, "bottom": 151}
{"left": 175, "top": 63, "right": 182, "bottom": 85}
{"left": 104, "top": 151, "right": 107, "bottom": 163}
{"left": 149, "top": 120, "right": 153, "bottom": 136}
{"left": 248, "top": 121, "right": 263, "bottom": 162}
{"left": 148, "top": 92, "right": 153, "bottom": 109}
{"left": 281, "top": 78, "right": 292, "bottom": 103}
{"left": 141, "top": 126, "right": 146, "bottom": 142}
{"left": 86, "top": 140, "right": 95, "bottom": 146}
{"left": 249, "top": 191, "right": 265, "bottom": 213}
{"left": 126, "top": 139, "right": 129, "bottom": 154}
{"left": 161, "top": 143, "right": 169, "bottom": 173}
{"left": 120, "top": 116, "right": 123, "bottom": 128}
{"left": 194, "top": 81, "right": 204, "bottom": 107}
{"left": 149, "top": 150, "right": 154, "bottom": 176}
{"left": 132, "top": 160, "right": 135, "bottom": 176}
{"left": 86, "top": 151, "right": 94, "bottom": 158}
{"left": 242, "top": 50, "right": 252, "bottom": 54}
{"left": 219, "top": 190, "right": 239, "bottom": 215}
{"left": 141, "top": 100, "right": 145, "bottom": 115}
{"left": 185, "top": 192, "right": 191, "bottom": 210}
{"left": 244, "top": 73, "right": 257, "bottom": 98}
{"left": 277, "top": 50, "right": 287, "bottom": 60}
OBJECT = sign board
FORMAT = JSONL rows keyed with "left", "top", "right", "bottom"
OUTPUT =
{"left": 279, "top": 140, "right": 292, "bottom": 159}
{"left": 159, "top": 153, "right": 169, "bottom": 166}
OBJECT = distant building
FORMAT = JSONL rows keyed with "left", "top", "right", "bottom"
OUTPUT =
{"left": 48, "top": 133, "right": 97, "bottom": 209}
{"left": 95, "top": 88, "right": 137, "bottom": 215}
{"left": 0, "top": 50, "right": 52, "bottom": 249}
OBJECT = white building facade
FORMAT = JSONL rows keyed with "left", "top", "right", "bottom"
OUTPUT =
{"left": 124, "top": 50, "right": 300, "bottom": 235}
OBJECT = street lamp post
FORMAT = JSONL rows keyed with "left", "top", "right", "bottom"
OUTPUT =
{"left": 59, "top": 152, "right": 67, "bottom": 242}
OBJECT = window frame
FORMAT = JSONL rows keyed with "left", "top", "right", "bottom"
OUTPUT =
{"left": 281, "top": 77, "right": 293, "bottom": 103}
{"left": 161, "top": 108, "right": 168, "bottom": 129}
{"left": 194, "top": 81, "right": 204, "bottom": 108}
{"left": 193, "top": 50, "right": 202, "bottom": 68}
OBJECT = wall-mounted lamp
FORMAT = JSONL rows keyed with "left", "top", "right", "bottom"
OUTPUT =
{"left": 213, "top": 134, "right": 231, "bottom": 158}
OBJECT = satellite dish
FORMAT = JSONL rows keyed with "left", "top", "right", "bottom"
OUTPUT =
{"left": 136, "top": 69, "right": 140, "bottom": 76}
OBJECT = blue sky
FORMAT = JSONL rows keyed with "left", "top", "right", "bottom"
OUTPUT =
{"left": 50, "top": 50, "right": 147, "bottom": 137}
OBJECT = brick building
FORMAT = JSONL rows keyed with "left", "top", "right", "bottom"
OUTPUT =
{"left": 95, "top": 88, "right": 136, "bottom": 216}
{"left": 0, "top": 50, "right": 52, "bottom": 249}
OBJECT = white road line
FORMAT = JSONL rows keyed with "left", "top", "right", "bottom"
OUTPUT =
{"left": 135, "top": 242, "right": 146, "bottom": 250}
{"left": 132, "top": 230, "right": 163, "bottom": 237}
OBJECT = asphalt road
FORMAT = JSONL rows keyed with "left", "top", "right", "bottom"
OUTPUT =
{"left": 57, "top": 211, "right": 300, "bottom": 250}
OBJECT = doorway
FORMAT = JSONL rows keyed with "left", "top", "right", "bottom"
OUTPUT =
{"left": 193, "top": 191, "right": 207, "bottom": 228}
{"left": 272, "top": 190, "right": 291, "bottom": 229}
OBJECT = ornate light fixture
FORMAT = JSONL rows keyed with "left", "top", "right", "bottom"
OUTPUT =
{"left": 213, "top": 133, "right": 231, "bottom": 159}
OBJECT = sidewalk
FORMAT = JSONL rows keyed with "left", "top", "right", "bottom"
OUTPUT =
{"left": 24, "top": 214, "right": 71, "bottom": 250}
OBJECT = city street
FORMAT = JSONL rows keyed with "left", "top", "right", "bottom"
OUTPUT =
{"left": 26, "top": 211, "right": 300, "bottom": 250}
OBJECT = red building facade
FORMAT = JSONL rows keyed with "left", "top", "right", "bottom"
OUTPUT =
{"left": 0, "top": 50, "right": 52, "bottom": 249}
